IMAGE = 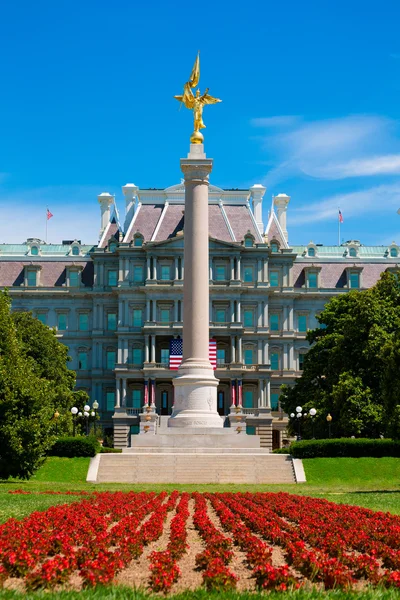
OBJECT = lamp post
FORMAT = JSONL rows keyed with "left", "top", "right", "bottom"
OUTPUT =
{"left": 53, "top": 411, "right": 60, "bottom": 435}
{"left": 295, "top": 406, "right": 302, "bottom": 441}
{"left": 326, "top": 413, "right": 332, "bottom": 438}
{"left": 92, "top": 401, "right": 99, "bottom": 436}
{"left": 70, "top": 407, "right": 78, "bottom": 436}
{"left": 83, "top": 404, "right": 90, "bottom": 436}
{"left": 309, "top": 408, "right": 317, "bottom": 439}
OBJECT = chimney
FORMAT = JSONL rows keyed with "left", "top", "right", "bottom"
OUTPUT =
{"left": 122, "top": 183, "right": 138, "bottom": 234}
{"left": 98, "top": 192, "right": 114, "bottom": 240}
{"left": 249, "top": 184, "right": 266, "bottom": 234}
{"left": 274, "top": 193, "right": 290, "bottom": 242}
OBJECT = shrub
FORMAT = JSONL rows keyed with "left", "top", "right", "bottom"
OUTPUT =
{"left": 272, "top": 447, "right": 291, "bottom": 454}
{"left": 100, "top": 447, "right": 122, "bottom": 454}
{"left": 49, "top": 436, "right": 100, "bottom": 458}
{"left": 290, "top": 438, "right": 400, "bottom": 459}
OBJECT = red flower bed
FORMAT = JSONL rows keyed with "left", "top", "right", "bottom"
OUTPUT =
{"left": 3, "top": 491, "right": 400, "bottom": 592}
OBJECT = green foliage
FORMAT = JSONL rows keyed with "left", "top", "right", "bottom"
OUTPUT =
{"left": 272, "top": 447, "right": 291, "bottom": 454}
{"left": 281, "top": 272, "right": 400, "bottom": 439}
{"left": 290, "top": 438, "right": 400, "bottom": 458}
{"left": 0, "top": 292, "right": 56, "bottom": 479}
{"left": 99, "top": 447, "right": 122, "bottom": 453}
{"left": 49, "top": 436, "right": 100, "bottom": 458}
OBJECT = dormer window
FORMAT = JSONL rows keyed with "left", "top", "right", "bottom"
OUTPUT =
{"left": 349, "top": 247, "right": 357, "bottom": 258}
{"left": 389, "top": 246, "right": 399, "bottom": 258}
{"left": 109, "top": 242, "right": 117, "bottom": 253}
{"left": 31, "top": 246, "right": 39, "bottom": 256}
{"left": 308, "top": 247, "right": 315, "bottom": 257}
{"left": 24, "top": 265, "right": 41, "bottom": 287}
{"left": 71, "top": 246, "right": 80, "bottom": 256}
{"left": 133, "top": 233, "right": 144, "bottom": 247}
{"left": 270, "top": 241, "right": 279, "bottom": 253}
{"left": 244, "top": 233, "right": 254, "bottom": 248}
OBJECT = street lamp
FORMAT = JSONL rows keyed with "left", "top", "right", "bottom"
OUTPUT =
{"left": 326, "top": 413, "right": 333, "bottom": 438}
{"left": 83, "top": 405, "right": 90, "bottom": 436}
{"left": 92, "top": 401, "right": 99, "bottom": 436}
{"left": 71, "top": 407, "right": 78, "bottom": 436}
{"left": 309, "top": 408, "right": 317, "bottom": 439}
{"left": 295, "top": 406, "right": 302, "bottom": 441}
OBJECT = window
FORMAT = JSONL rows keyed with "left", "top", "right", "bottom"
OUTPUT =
{"left": 72, "top": 246, "right": 80, "bottom": 256}
{"left": 31, "top": 246, "right": 39, "bottom": 256}
{"left": 308, "top": 247, "right": 315, "bottom": 257}
{"left": 243, "top": 266, "right": 254, "bottom": 282}
{"left": 271, "top": 393, "right": 279, "bottom": 411}
{"left": 217, "top": 391, "right": 224, "bottom": 411}
{"left": 27, "top": 271, "right": 37, "bottom": 287}
{"left": 107, "top": 270, "right": 117, "bottom": 287}
{"left": 298, "top": 315, "right": 307, "bottom": 332}
{"left": 390, "top": 247, "right": 398, "bottom": 257}
{"left": 215, "top": 265, "right": 226, "bottom": 281}
{"left": 109, "top": 242, "right": 117, "bottom": 253}
{"left": 270, "top": 352, "right": 279, "bottom": 370}
{"left": 243, "top": 390, "right": 253, "bottom": 408}
{"left": 270, "top": 314, "right": 279, "bottom": 331}
{"left": 133, "top": 265, "right": 143, "bottom": 282}
{"left": 106, "top": 350, "right": 116, "bottom": 370}
{"left": 78, "top": 351, "right": 88, "bottom": 370}
{"left": 69, "top": 271, "right": 79, "bottom": 287}
{"left": 244, "top": 236, "right": 253, "bottom": 248}
{"left": 79, "top": 313, "right": 89, "bottom": 331}
{"left": 160, "top": 308, "right": 170, "bottom": 323}
{"left": 161, "top": 391, "right": 168, "bottom": 410}
{"left": 37, "top": 313, "right": 47, "bottom": 325}
{"left": 349, "top": 272, "right": 360, "bottom": 288}
{"left": 106, "top": 391, "right": 115, "bottom": 411}
{"left": 270, "top": 242, "right": 279, "bottom": 252}
{"left": 307, "top": 272, "right": 318, "bottom": 288}
{"left": 217, "top": 349, "right": 226, "bottom": 365}
{"left": 133, "top": 309, "right": 143, "bottom": 327}
{"left": 299, "top": 353, "right": 306, "bottom": 370}
{"left": 57, "top": 313, "right": 67, "bottom": 331}
{"left": 243, "top": 310, "right": 254, "bottom": 327}
{"left": 269, "top": 271, "right": 279, "bottom": 287}
{"left": 132, "top": 389, "right": 142, "bottom": 408}
{"left": 215, "top": 309, "right": 226, "bottom": 323}
{"left": 349, "top": 248, "right": 357, "bottom": 257}
{"left": 107, "top": 312, "right": 117, "bottom": 330}
{"left": 132, "top": 348, "right": 142, "bottom": 365}
{"left": 244, "top": 348, "right": 253, "bottom": 365}
{"left": 160, "top": 265, "right": 170, "bottom": 280}
{"left": 134, "top": 235, "right": 143, "bottom": 247}
{"left": 161, "top": 348, "right": 169, "bottom": 365}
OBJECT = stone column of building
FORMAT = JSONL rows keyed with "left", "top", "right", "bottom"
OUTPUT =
{"left": 169, "top": 144, "right": 222, "bottom": 428}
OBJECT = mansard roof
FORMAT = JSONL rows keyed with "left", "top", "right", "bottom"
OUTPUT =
{"left": 264, "top": 210, "right": 288, "bottom": 249}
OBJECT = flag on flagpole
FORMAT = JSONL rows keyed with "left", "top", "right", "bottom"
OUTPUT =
{"left": 338, "top": 210, "right": 343, "bottom": 223}
{"left": 169, "top": 339, "right": 217, "bottom": 370}
{"left": 47, "top": 209, "right": 54, "bottom": 220}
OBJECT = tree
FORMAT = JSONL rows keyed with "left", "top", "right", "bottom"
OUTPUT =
{"left": 0, "top": 292, "right": 55, "bottom": 478}
{"left": 280, "top": 272, "right": 400, "bottom": 439}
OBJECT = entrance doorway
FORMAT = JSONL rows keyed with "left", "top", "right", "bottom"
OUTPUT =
{"left": 217, "top": 391, "right": 225, "bottom": 416}
{"left": 272, "top": 430, "right": 281, "bottom": 450}
{"left": 161, "top": 390, "right": 170, "bottom": 415}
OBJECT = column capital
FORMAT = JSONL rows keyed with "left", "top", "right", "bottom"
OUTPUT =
{"left": 180, "top": 158, "right": 213, "bottom": 183}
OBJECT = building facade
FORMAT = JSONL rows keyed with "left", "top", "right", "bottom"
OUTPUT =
{"left": 1, "top": 181, "right": 399, "bottom": 448}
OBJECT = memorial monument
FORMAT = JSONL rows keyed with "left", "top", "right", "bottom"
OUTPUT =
{"left": 169, "top": 54, "right": 223, "bottom": 428}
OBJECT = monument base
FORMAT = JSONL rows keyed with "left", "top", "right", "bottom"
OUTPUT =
{"left": 169, "top": 365, "right": 223, "bottom": 428}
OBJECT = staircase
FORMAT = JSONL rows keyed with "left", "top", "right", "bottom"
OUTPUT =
{"left": 89, "top": 451, "right": 298, "bottom": 484}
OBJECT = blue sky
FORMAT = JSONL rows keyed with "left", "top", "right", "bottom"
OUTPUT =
{"left": 1, "top": 0, "right": 400, "bottom": 246}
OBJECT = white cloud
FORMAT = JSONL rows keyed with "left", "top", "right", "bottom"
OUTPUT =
{"left": 250, "top": 115, "right": 300, "bottom": 128}
{"left": 252, "top": 114, "right": 400, "bottom": 186}
{"left": 290, "top": 183, "right": 400, "bottom": 225}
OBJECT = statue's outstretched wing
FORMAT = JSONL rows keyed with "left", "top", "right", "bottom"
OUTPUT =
{"left": 174, "top": 82, "right": 195, "bottom": 109}
{"left": 201, "top": 92, "right": 222, "bottom": 105}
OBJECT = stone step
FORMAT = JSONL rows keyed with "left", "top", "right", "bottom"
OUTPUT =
{"left": 122, "top": 447, "right": 271, "bottom": 454}
{"left": 90, "top": 453, "right": 298, "bottom": 484}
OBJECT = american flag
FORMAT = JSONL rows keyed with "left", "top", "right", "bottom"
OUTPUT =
{"left": 169, "top": 339, "right": 217, "bottom": 370}
{"left": 338, "top": 210, "right": 343, "bottom": 223}
{"left": 47, "top": 208, "right": 54, "bottom": 220}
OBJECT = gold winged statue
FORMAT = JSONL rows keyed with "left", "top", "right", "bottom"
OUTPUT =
{"left": 174, "top": 53, "right": 221, "bottom": 144}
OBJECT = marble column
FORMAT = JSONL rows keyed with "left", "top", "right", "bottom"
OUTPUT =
{"left": 169, "top": 144, "right": 222, "bottom": 428}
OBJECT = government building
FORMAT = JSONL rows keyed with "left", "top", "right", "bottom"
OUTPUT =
{"left": 1, "top": 182, "right": 398, "bottom": 449}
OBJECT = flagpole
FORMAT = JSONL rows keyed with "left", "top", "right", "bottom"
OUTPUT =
{"left": 338, "top": 207, "right": 340, "bottom": 246}
{"left": 46, "top": 206, "right": 48, "bottom": 244}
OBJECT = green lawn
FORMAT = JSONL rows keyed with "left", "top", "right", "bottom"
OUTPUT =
{"left": 1, "top": 456, "right": 400, "bottom": 522}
